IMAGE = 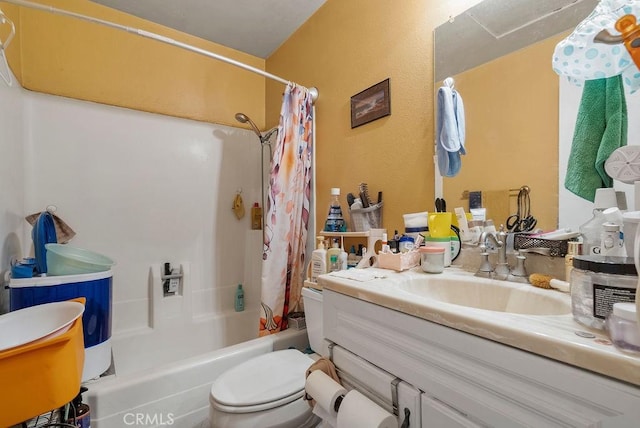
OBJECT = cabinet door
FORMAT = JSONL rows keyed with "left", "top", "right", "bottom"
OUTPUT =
{"left": 422, "top": 395, "right": 486, "bottom": 428}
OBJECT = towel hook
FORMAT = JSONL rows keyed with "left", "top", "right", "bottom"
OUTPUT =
{"left": 0, "top": 9, "right": 15, "bottom": 87}
{"left": 444, "top": 77, "right": 455, "bottom": 88}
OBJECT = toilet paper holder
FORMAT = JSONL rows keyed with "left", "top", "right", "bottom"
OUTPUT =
{"left": 325, "top": 341, "right": 411, "bottom": 428}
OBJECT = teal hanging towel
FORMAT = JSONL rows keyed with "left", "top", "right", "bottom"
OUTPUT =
{"left": 565, "top": 75, "right": 627, "bottom": 202}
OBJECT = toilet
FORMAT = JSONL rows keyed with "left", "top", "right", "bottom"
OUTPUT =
{"left": 209, "top": 287, "right": 324, "bottom": 427}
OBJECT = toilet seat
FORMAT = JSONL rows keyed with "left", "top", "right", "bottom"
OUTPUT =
{"left": 210, "top": 349, "right": 314, "bottom": 414}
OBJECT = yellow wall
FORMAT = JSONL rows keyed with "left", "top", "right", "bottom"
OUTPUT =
{"left": 266, "top": 0, "right": 484, "bottom": 235}
{"left": 442, "top": 34, "right": 563, "bottom": 231}
{"left": 1, "top": 0, "right": 266, "bottom": 128}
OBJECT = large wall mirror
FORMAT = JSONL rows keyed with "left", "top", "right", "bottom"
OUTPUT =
{"left": 434, "top": 0, "right": 599, "bottom": 232}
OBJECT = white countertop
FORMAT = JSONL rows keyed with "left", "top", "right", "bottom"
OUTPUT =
{"left": 317, "top": 266, "right": 640, "bottom": 387}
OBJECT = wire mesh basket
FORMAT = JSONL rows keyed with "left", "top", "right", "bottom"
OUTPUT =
{"left": 350, "top": 202, "right": 383, "bottom": 232}
{"left": 513, "top": 233, "right": 570, "bottom": 257}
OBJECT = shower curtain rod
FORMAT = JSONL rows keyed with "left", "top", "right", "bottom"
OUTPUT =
{"left": 1, "top": 0, "right": 318, "bottom": 102}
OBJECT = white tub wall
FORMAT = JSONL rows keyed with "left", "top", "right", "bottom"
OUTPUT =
{"left": 0, "top": 70, "right": 26, "bottom": 315}
{"left": 21, "top": 91, "right": 265, "bottom": 341}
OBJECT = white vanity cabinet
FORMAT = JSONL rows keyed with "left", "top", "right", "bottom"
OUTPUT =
{"left": 323, "top": 289, "right": 640, "bottom": 427}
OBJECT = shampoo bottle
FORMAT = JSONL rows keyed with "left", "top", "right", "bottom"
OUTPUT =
{"left": 235, "top": 284, "right": 244, "bottom": 312}
{"left": 311, "top": 237, "right": 327, "bottom": 282}
{"left": 251, "top": 203, "right": 262, "bottom": 230}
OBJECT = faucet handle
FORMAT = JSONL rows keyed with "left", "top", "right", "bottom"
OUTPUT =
{"left": 510, "top": 254, "right": 528, "bottom": 277}
{"left": 476, "top": 252, "right": 494, "bottom": 276}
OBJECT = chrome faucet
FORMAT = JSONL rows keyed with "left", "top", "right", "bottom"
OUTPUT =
{"left": 476, "top": 225, "right": 509, "bottom": 279}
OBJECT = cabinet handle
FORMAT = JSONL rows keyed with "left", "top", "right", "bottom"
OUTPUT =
{"left": 400, "top": 407, "right": 411, "bottom": 428}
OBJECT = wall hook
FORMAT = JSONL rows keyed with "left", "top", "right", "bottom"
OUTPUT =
{"left": 0, "top": 10, "right": 15, "bottom": 87}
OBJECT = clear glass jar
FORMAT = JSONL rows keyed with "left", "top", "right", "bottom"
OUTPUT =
{"left": 420, "top": 246, "right": 445, "bottom": 274}
{"left": 570, "top": 256, "right": 637, "bottom": 330}
{"left": 605, "top": 303, "right": 640, "bottom": 354}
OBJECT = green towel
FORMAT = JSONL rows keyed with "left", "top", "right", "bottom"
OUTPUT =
{"left": 565, "top": 75, "right": 627, "bottom": 202}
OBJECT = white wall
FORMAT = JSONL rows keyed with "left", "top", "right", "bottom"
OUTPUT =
{"left": 3, "top": 86, "right": 265, "bottom": 338}
{"left": 559, "top": 79, "right": 640, "bottom": 229}
{"left": 0, "top": 73, "right": 25, "bottom": 314}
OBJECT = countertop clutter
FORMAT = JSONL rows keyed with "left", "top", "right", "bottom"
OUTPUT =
{"left": 318, "top": 267, "right": 640, "bottom": 387}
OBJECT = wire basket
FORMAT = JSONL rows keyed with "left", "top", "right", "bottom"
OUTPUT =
{"left": 350, "top": 202, "right": 383, "bottom": 232}
{"left": 514, "top": 233, "right": 570, "bottom": 257}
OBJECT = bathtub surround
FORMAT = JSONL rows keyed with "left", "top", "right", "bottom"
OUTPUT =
{"left": 0, "top": 66, "right": 24, "bottom": 315}
{"left": 0, "top": 76, "right": 266, "bottom": 376}
{"left": 260, "top": 83, "right": 314, "bottom": 335}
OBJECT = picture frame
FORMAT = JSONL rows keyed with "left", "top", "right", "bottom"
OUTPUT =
{"left": 350, "top": 78, "right": 391, "bottom": 128}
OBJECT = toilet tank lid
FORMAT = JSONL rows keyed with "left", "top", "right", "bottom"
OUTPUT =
{"left": 211, "top": 349, "right": 314, "bottom": 407}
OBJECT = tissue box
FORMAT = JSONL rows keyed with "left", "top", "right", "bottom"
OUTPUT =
{"left": 377, "top": 251, "right": 420, "bottom": 271}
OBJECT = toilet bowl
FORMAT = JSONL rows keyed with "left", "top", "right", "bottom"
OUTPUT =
{"left": 209, "top": 287, "right": 323, "bottom": 428}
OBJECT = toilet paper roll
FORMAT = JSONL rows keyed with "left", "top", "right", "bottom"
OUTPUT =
{"left": 336, "top": 389, "right": 396, "bottom": 428}
{"left": 305, "top": 370, "right": 347, "bottom": 415}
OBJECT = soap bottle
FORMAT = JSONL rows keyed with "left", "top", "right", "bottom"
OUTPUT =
{"left": 235, "top": 284, "right": 244, "bottom": 312}
{"left": 326, "top": 239, "right": 342, "bottom": 271}
{"left": 579, "top": 188, "right": 617, "bottom": 255}
{"left": 324, "top": 188, "right": 347, "bottom": 232}
{"left": 311, "top": 237, "right": 327, "bottom": 282}
{"left": 328, "top": 254, "right": 340, "bottom": 272}
{"left": 251, "top": 202, "right": 262, "bottom": 230}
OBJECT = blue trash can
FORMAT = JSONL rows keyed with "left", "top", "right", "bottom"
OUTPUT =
{"left": 9, "top": 270, "right": 113, "bottom": 381}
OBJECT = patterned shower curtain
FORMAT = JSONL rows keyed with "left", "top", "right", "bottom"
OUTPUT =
{"left": 259, "top": 82, "right": 314, "bottom": 336}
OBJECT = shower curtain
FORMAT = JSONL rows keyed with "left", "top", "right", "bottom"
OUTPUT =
{"left": 259, "top": 82, "right": 314, "bottom": 336}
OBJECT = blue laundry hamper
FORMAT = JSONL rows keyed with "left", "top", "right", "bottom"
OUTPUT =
{"left": 9, "top": 271, "right": 113, "bottom": 381}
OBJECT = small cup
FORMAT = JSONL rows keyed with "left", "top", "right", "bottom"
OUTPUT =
{"left": 428, "top": 212, "right": 452, "bottom": 238}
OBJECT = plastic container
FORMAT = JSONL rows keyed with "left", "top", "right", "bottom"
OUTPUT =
{"left": 403, "top": 211, "right": 427, "bottom": 240}
{"left": 350, "top": 202, "right": 383, "bottom": 232}
{"left": 0, "top": 300, "right": 84, "bottom": 352}
{"left": 310, "top": 237, "right": 327, "bottom": 282}
{"left": 378, "top": 251, "right": 420, "bottom": 271}
{"left": 600, "top": 222, "right": 622, "bottom": 256}
{"left": 420, "top": 246, "right": 445, "bottom": 273}
{"left": 45, "top": 243, "right": 115, "bottom": 276}
{"left": 9, "top": 271, "right": 113, "bottom": 381}
{"left": 425, "top": 236, "right": 451, "bottom": 267}
{"left": 0, "top": 300, "right": 85, "bottom": 427}
{"left": 251, "top": 202, "right": 262, "bottom": 230}
{"left": 235, "top": 284, "right": 244, "bottom": 312}
{"left": 326, "top": 239, "right": 341, "bottom": 271}
{"left": 324, "top": 188, "right": 347, "bottom": 232}
{"left": 570, "top": 256, "right": 637, "bottom": 330}
{"left": 605, "top": 302, "right": 640, "bottom": 354}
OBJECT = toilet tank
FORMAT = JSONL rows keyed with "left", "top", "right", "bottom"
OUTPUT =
{"left": 301, "top": 287, "right": 323, "bottom": 354}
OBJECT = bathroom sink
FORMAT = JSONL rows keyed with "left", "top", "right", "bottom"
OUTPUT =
{"left": 398, "top": 275, "right": 571, "bottom": 316}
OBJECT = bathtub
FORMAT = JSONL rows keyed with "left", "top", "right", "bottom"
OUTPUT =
{"left": 85, "top": 312, "right": 310, "bottom": 428}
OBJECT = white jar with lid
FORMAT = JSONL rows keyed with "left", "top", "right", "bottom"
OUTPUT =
{"left": 570, "top": 256, "right": 638, "bottom": 330}
{"left": 420, "top": 246, "right": 445, "bottom": 274}
{"left": 605, "top": 302, "right": 640, "bottom": 354}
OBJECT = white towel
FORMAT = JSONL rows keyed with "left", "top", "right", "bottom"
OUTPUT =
{"left": 436, "top": 78, "right": 466, "bottom": 177}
